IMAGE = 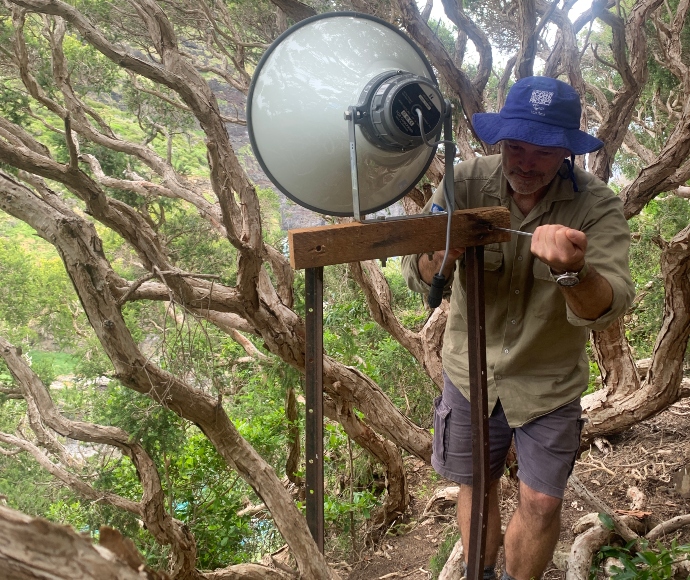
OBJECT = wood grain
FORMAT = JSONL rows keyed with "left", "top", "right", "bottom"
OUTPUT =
{"left": 289, "top": 207, "right": 511, "bottom": 269}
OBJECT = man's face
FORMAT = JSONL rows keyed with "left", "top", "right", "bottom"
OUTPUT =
{"left": 501, "top": 140, "right": 571, "bottom": 197}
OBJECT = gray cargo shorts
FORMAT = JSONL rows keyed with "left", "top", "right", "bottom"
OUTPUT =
{"left": 431, "top": 373, "right": 583, "bottom": 498}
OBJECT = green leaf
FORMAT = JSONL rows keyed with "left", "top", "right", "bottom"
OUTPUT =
{"left": 598, "top": 512, "right": 615, "bottom": 530}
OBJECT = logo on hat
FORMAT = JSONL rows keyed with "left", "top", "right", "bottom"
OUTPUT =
{"left": 529, "top": 89, "right": 554, "bottom": 117}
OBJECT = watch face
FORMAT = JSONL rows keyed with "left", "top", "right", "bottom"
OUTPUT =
{"left": 556, "top": 273, "right": 580, "bottom": 287}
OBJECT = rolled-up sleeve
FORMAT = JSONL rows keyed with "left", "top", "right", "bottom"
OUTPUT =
{"left": 565, "top": 194, "right": 635, "bottom": 330}
{"left": 401, "top": 253, "right": 431, "bottom": 295}
{"left": 401, "top": 185, "right": 455, "bottom": 297}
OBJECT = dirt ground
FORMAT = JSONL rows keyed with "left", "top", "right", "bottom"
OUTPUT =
{"left": 343, "top": 398, "right": 690, "bottom": 579}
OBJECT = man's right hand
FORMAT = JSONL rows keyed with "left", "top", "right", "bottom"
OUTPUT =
{"left": 418, "top": 248, "right": 465, "bottom": 285}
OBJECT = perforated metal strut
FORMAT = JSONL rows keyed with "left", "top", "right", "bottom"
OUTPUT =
{"left": 466, "top": 246, "right": 491, "bottom": 579}
{"left": 305, "top": 267, "right": 324, "bottom": 552}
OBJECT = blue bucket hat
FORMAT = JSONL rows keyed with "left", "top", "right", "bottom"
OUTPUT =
{"left": 472, "top": 76, "right": 603, "bottom": 155}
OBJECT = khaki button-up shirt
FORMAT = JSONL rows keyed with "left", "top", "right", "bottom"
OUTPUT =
{"left": 402, "top": 155, "right": 635, "bottom": 427}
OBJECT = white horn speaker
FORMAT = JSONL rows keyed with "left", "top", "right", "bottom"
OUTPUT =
{"left": 247, "top": 12, "right": 446, "bottom": 217}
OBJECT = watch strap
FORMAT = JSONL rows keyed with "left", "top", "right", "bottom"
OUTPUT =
{"left": 550, "top": 262, "right": 590, "bottom": 286}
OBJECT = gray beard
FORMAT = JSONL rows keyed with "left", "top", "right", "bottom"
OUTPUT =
{"left": 505, "top": 173, "right": 548, "bottom": 196}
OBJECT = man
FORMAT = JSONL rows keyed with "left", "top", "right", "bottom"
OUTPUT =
{"left": 402, "top": 76, "right": 635, "bottom": 580}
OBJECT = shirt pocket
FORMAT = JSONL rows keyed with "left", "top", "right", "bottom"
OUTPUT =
{"left": 484, "top": 243, "right": 504, "bottom": 271}
{"left": 457, "top": 244, "right": 504, "bottom": 313}
{"left": 461, "top": 243, "right": 503, "bottom": 272}
{"left": 483, "top": 243, "right": 504, "bottom": 298}
{"left": 531, "top": 259, "right": 565, "bottom": 320}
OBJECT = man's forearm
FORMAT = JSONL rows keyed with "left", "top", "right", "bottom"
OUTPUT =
{"left": 560, "top": 265, "right": 613, "bottom": 320}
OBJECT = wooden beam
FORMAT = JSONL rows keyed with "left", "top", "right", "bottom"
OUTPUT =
{"left": 289, "top": 207, "right": 511, "bottom": 269}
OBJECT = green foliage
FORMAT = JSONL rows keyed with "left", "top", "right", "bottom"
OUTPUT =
{"left": 0, "top": 81, "right": 30, "bottom": 124}
{"left": 6, "top": 376, "right": 281, "bottom": 569}
{"left": 324, "top": 489, "right": 378, "bottom": 526}
{"left": 163, "top": 207, "right": 238, "bottom": 282}
{"left": 625, "top": 196, "right": 690, "bottom": 360}
{"left": 61, "top": 35, "right": 122, "bottom": 96}
{"left": 592, "top": 537, "right": 690, "bottom": 580}
{"left": 429, "top": 530, "right": 462, "bottom": 579}
{"left": 81, "top": 140, "right": 131, "bottom": 180}
{"left": 584, "top": 359, "right": 601, "bottom": 396}
{"left": 0, "top": 218, "right": 82, "bottom": 347}
{"left": 321, "top": 260, "right": 436, "bottom": 427}
{"left": 74, "top": 336, "right": 114, "bottom": 378}
{"left": 25, "top": 350, "right": 79, "bottom": 387}
{"left": 95, "top": 383, "right": 187, "bottom": 464}
{"left": 257, "top": 186, "right": 285, "bottom": 248}
{"left": 159, "top": 431, "right": 275, "bottom": 568}
{"left": 320, "top": 421, "right": 384, "bottom": 556}
{"left": 0, "top": 447, "right": 60, "bottom": 516}
{"left": 122, "top": 79, "right": 195, "bottom": 144}
{"left": 0, "top": 383, "right": 24, "bottom": 429}
{"left": 428, "top": 18, "right": 457, "bottom": 56}
{"left": 463, "top": 0, "right": 518, "bottom": 55}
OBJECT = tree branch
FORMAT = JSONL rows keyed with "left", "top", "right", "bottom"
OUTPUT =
{"left": 0, "top": 336, "right": 201, "bottom": 578}
{"left": 0, "top": 170, "right": 338, "bottom": 580}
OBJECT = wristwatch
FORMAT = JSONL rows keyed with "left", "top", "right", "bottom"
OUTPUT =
{"left": 551, "top": 262, "right": 590, "bottom": 287}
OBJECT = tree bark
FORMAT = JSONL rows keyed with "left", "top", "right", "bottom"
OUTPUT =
{"left": 516, "top": 0, "right": 537, "bottom": 79}
{"left": 588, "top": 0, "right": 662, "bottom": 183}
{"left": 0, "top": 505, "right": 167, "bottom": 580}
{"left": 0, "top": 337, "right": 200, "bottom": 579}
{"left": 583, "top": 225, "right": 690, "bottom": 439}
{"left": 0, "top": 505, "right": 294, "bottom": 580}
{"left": 0, "top": 173, "right": 338, "bottom": 580}
{"left": 324, "top": 395, "right": 409, "bottom": 529}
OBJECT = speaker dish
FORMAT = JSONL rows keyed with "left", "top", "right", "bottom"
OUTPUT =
{"left": 247, "top": 12, "right": 442, "bottom": 216}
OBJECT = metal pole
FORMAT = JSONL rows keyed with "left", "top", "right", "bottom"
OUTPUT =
{"left": 465, "top": 246, "right": 490, "bottom": 579}
{"left": 443, "top": 101, "right": 455, "bottom": 213}
{"left": 346, "top": 106, "right": 362, "bottom": 222}
{"left": 305, "top": 266, "right": 324, "bottom": 552}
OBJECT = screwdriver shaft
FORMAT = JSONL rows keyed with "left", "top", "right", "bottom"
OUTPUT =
{"left": 492, "top": 227, "right": 533, "bottom": 237}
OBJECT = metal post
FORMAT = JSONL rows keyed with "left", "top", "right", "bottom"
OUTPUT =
{"left": 305, "top": 266, "right": 324, "bottom": 552}
{"left": 443, "top": 101, "right": 455, "bottom": 213}
{"left": 465, "top": 246, "right": 490, "bottom": 579}
{"left": 346, "top": 106, "right": 362, "bottom": 222}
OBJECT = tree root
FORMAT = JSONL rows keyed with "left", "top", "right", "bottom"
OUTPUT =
{"left": 566, "top": 476, "right": 690, "bottom": 578}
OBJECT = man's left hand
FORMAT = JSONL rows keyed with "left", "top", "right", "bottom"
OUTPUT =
{"left": 531, "top": 224, "right": 586, "bottom": 273}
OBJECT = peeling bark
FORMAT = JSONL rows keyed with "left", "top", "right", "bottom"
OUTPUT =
{"left": 0, "top": 504, "right": 293, "bottom": 580}
{"left": 584, "top": 225, "right": 690, "bottom": 439}
{"left": 0, "top": 173, "right": 338, "bottom": 580}
{"left": 0, "top": 505, "right": 167, "bottom": 580}
{"left": 0, "top": 337, "right": 200, "bottom": 579}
